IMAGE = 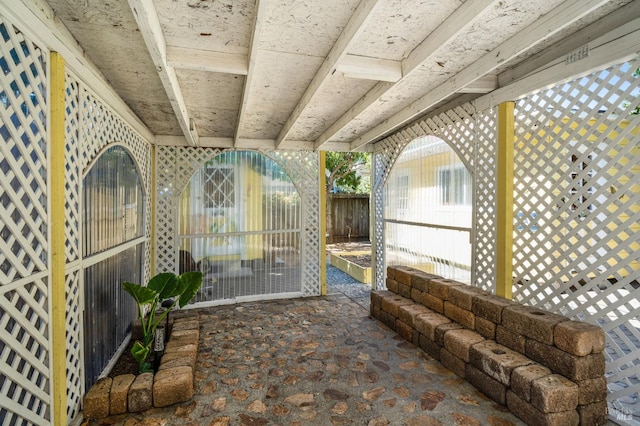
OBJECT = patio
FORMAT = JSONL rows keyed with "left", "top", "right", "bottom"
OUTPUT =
{"left": 85, "top": 293, "right": 527, "bottom": 425}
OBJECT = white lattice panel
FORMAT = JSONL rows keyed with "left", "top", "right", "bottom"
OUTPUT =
{"left": 155, "top": 147, "right": 321, "bottom": 297}
{"left": 64, "top": 75, "right": 80, "bottom": 263}
{"left": 372, "top": 103, "right": 497, "bottom": 292}
{"left": 473, "top": 108, "right": 498, "bottom": 291}
{"left": 0, "top": 16, "right": 51, "bottom": 425}
{"left": 513, "top": 59, "right": 640, "bottom": 418}
{"left": 64, "top": 267, "right": 82, "bottom": 420}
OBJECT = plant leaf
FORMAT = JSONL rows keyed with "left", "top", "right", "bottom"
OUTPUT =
{"left": 148, "top": 272, "right": 179, "bottom": 300}
{"left": 122, "top": 282, "right": 156, "bottom": 306}
{"left": 177, "top": 271, "right": 204, "bottom": 308}
{"left": 130, "top": 340, "right": 151, "bottom": 366}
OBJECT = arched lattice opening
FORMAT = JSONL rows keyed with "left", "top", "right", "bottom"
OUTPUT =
{"left": 178, "top": 150, "right": 303, "bottom": 303}
{"left": 384, "top": 135, "right": 473, "bottom": 283}
{"left": 82, "top": 145, "right": 145, "bottom": 391}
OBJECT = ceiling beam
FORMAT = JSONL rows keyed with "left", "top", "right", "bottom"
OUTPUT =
{"left": 349, "top": 0, "right": 613, "bottom": 151}
{"left": 128, "top": 0, "right": 198, "bottom": 146}
{"left": 275, "top": 0, "right": 383, "bottom": 149}
{"left": 166, "top": 46, "right": 248, "bottom": 75}
{"left": 314, "top": 0, "right": 499, "bottom": 150}
{"left": 498, "top": 0, "right": 640, "bottom": 87}
{"left": 476, "top": 17, "right": 640, "bottom": 111}
{"left": 336, "top": 55, "right": 402, "bottom": 82}
{"left": 457, "top": 75, "right": 498, "bottom": 94}
{"left": 234, "top": 0, "right": 267, "bottom": 146}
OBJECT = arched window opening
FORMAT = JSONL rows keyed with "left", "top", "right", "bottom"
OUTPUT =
{"left": 384, "top": 136, "right": 473, "bottom": 283}
{"left": 179, "top": 151, "right": 302, "bottom": 303}
{"left": 82, "top": 145, "right": 145, "bottom": 391}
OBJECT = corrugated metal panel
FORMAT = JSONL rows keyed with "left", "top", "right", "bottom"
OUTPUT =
{"left": 384, "top": 135, "right": 472, "bottom": 283}
{"left": 82, "top": 146, "right": 144, "bottom": 390}
{"left": 179, "top": 151, "right": 302, "bottom": 303}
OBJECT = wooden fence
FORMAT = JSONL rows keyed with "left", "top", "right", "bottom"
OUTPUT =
{"left": 329, "top": 193, "right": 370, "bottom": 242}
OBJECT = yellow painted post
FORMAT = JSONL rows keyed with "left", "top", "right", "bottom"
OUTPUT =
{"left": 49, "top": 51, "right": 67, "bottom": 426}
{"left": 496, "top": 101, "right": 515, "bottom": 299}
{"left": 319, "top": 151, "right": 327, "bottom": 295}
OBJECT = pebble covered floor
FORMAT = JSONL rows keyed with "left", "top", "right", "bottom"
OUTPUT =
{"left": 86, "top": 272, "right": 527, "bottom": 425}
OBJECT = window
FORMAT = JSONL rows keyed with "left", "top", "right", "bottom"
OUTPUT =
{"left": 438, "top": 166, "right": 472, "bottom": 206}
{"left": 204, "top": 166, "right": 235, "bottom": 208}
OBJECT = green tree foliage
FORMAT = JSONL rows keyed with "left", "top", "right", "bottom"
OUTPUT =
{"left": 325, "top": 152, "right": 370, "bottom": 194}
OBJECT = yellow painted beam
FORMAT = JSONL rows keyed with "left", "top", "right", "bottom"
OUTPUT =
{"left": 319, "top": 151, "right": 327, "bottom": 295}
{"left": 496, "top": 101, "right": 515, "bottom": 299}
{"left": 49, "top": 51, "right": 67, "bottom": 426}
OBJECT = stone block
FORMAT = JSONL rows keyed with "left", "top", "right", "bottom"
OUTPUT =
{"left": 392, "top": 266, "right": 414, "bottom": 286}
{"left": 371, "top": 290, "right": 394, "bottom": 308}
{"left": 511, "top": 364, "right": 552, "bottom": 402}
{"left": 507, "top": 391, "right": 579, "bottom": 426}
{"left": 472, "top": 294, "right": 517, "bottom": 324}
{"left": 414, "top": 311, "right": 450, "bottom": 341}
{"left": 128, "top": 372, "right": 154, "bottom": 413}
{"left": 386, "top": 278, "right": 399, "bottom": 293}
{"left": 171, "top": 319, "right": 199, "bottom": 332}
{"left": 387, "top": 266, "right": 396, "bottom": 280}
{"left": 398, "top": 283, "right": 412, "bottom": 299}
{"left": 466, "top": 364, "right": 506, "bottom": 405}
{"left": 379, "top": 310, "right": 396, "bottom": 331}
{"left": 448, "top": 285, "right": 488, "bottom": 311}
{"left": 159, "top": 355, "right": 196, "bottom": 371}
{"left": 164, "top": 342, "right": 198, "bottom": 359}
{"left": 444, "top": 328, "right": 485, "bottom": 363}
{"left": 531, "top": 374, "right": 579, "bottom": 413}
{"left": 371, "top": 304, "right": 380, "bottom": 318}
{"left": 421, "top": 292, "right": 444, "bottom": 313}
{"left": 496, "top": 325, "right": 526, "bottom": 353}
{"left": 502, "top": 305, "right": 569, "bottom": 345}
{"left": 380, "top": 294, "right": 413, "bottom": 318}
{"left": 418, "top": 333, "right": 441, "bottom": 361}
{"left": 410, "top": 288, "right": 424, "bottom": 304}
{"left": 170, "top": 328, "right": 199, "bottom": 346}
{"left": 443, "top": 302, "right": 475, "bottom": 329}
{"left": 576, "top": 377, "right": 607, "bottom": 405}
{"left": 153, "top": 366, "right": 194, "bottom": 407}
{"left": 475, "top": 316, "right": 496, "bottom": 339}
{"left": 427, "top": 278, "right": 463, "bottom": 300}
{"left": 110, "top": 374, "right": 135, "bottom": 415}
{"left": 396, "top": 319, "right": 414, "bottom": 342}
{"left": 83, "top": 377, "right": 112, "bottom": 419}
{"left": 525, "top": 339, "right": 605, "bottom": 380}
{"left": 412, "top": 271, "right": 440, "bottom": 292}
{"left": 577, "top": 401, "right": 608, "bottom": 426}
{"left": 440, "top": 348, "right": 466, "bottom": 378}
{"left": 554, "top": 320, "right": 605, "bottom": 356}
{"left": 469, "top": 340, "right": 532, "bottom": 385}
{"left": 434, "top": 322, "right": 464, "bottom": 347}
{"left": 398, "top": 303, "right": 431, "bottom": 328}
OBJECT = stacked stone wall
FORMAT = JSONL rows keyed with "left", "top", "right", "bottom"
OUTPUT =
{"left": 371, "top": 266, "right": 607, "bottom": 426}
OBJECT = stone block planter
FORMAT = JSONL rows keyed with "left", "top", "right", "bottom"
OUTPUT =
{"left": 83, "top": 317, "right": 199, "bottom": 419}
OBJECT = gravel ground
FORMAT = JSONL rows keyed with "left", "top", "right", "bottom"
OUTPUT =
{"left": 325, "top": 263, "right": 371, "bottom": 312}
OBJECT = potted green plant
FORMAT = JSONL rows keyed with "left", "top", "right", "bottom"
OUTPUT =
{"left": 122, "top": 271, "right": 203, "bottom": 373}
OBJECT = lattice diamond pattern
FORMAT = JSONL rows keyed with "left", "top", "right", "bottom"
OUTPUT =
{"left": 0, "top": 16, "right": 51, "bottom": 425}
{"left": 156, "top": 147, "right": 321, "bottom": 297}
{"left": 64, "top": 74, "right": 80, "bottom": 263}
{"left": 64, "top": 268, "right": 82, "bottom": 420}
{"left": 0, "top": 277, "right": 50, "bottom": 424}
{"left": 513, "top": 59, "right": 640, "bottom": 416}
{"left": 372, "top": 102, "right": 496, "bottom": 291}
{"left": 473, "top": 108, "right": 498, "bottom": 291}
{"left": 0, "top": 20, "right": 48, "bottom": 285}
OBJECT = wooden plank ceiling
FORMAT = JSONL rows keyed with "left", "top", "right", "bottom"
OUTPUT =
{"left": 44, "top": 0, "right": 637, "bottom": 151}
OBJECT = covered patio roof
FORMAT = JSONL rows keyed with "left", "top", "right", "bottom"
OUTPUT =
{"left": 39, "top": 0, "right": 637, "bottom": 150}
